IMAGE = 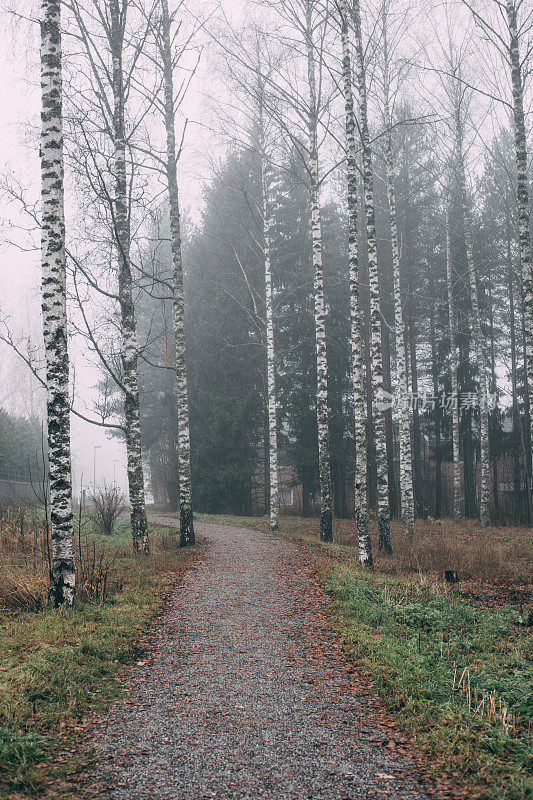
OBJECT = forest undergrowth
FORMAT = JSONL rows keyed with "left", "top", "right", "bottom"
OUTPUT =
{"left": 194, "top": 511, "right": 532, "bottom": 606}
{"left": 0, "top": 507, "right": 196, "bottom": 799}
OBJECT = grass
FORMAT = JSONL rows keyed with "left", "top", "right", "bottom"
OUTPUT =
{"left": 0, "top": 508, "right": 196, "bottom": 799}
{"left": 328, "top": 563, "right": 533, "bottom": 800}
{"left": 192, "top": 510, "right": 533, "bottom": 798}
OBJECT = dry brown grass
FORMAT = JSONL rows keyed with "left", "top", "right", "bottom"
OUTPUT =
{"left": 213, "top": 511, "right": 532, "bottom": 607}
{"left": 295, "top": 515, "right": 533, "bottom": 606}
{"left": 0, "top": 504, "right": 186, "bottom": 611}
{"left": 0, "top": 506, "right": 49, "bottom": 610}
{"left": 0, "top": 510, "right": 196, "bottom": 799}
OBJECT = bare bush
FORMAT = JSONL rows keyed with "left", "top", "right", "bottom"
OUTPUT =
{"left": 90, "top": 485, "right": 126, "bottom": 536}
{"left": 76, "top": 538, "right": 116, "bottom": 603}
{"left": 0, "top": 505, "right": 49, "bottom": 610}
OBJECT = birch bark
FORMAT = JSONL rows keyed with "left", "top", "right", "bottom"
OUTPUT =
{"left": 506, "top": 0, "right": 533, "bottom": 479}
{"left": 260, "top": 138, "right": 279, "bottom": 532}
{"left": 41, "top": 0, "right": 75, "bottom": 605}
{"left": 385, "top": 139, "right": 414, "bottom": 539}
{"left": 381, "top": 22, "right": 414, "bottom": 540}
{"left": 339, "top": 0, "right": 371, "bottom": 564}
{"left": 250, "top": 51, "right": 280, "bottom": 532}
{"left": 160, "top": 0, "right": 194, "bottom": 546}
{"left": 445, "top": 189, "right": 463, "bottom": 524}
{"left": 352, "top": 0, "right": 392, "bottom": 552}
{"left": 110, "top": 0, "right": 149, "bottom": 554}
{"left": 306, "top": 0, "right": 332, "bottom": 541}
{"left": 507, "top": 212, "right": 531, "bottom": 521}
{"left": 454, "top": 110, "right": 490, "bottom": 526}
{"left": 430, "top": 278, "right": 443, "bottom": 518}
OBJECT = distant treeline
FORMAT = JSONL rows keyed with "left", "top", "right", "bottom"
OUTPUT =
{"left": 0, "top": 410, "right": 43, "bottom": 483}
{"left": 137, "top": 133, "right": 531, "bottom": 525}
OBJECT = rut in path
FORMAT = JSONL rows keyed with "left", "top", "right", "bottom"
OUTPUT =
{"left": 90, "top": 520, "right": 433, "bottom": 799}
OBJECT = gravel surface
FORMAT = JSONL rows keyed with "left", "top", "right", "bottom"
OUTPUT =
{"left": 89, "top": 519, "right": 433, "bottom": 799}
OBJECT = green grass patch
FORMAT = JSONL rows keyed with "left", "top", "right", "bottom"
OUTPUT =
{"left": 328, "top": 562, "right": 533, "bottom": 800}
{"left": 0, "top": 522, "right": 196, "bottom": 799}
{"left": 0, "top": 729, "right": 43, "bottom": 776}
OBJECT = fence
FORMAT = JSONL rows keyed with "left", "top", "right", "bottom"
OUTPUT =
{"left": 0, "top": 477, "right": 45, "bottom": 506}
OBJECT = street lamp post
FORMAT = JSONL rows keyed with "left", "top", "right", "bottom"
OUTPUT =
{"left": 93, "top": 445, "right": 101, "bottom": 493}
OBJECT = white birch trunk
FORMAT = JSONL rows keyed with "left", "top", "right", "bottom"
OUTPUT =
{"left": 385, "top": 139, "right": 414, "bottom": 539}
{"left": 339, "top": 0, "right": 371, "bottom": 565}
{"left": 506, "top": 0, "right": 533, "bottom": 479}
{"left": 41, "top": 0, "right": 75, "bottom": 605}
{"left": 352, "top": 0, "right": 392, "bottom": 552}
{"left": 381, "top": 22, "right": 414, "bottom": 540}
{"left": 445, "top": 190, "right": 463, "bottom": 525}
{"left": 261, "top": 152, "right": 279, "bottom": 532}
{"left": 453, "top": 109, "right": 490, "bottom": 526}
{"left": 110, "top": 0, "right": 149, "bottom": 554}
{"left": 306, "top": 1, "right": 332, "bottom": 541}
{"left": 254, "top": 56, "right": 280, "bottom": 533}
{"left": 160, "top": 0, "right": 194, "bottom": 546}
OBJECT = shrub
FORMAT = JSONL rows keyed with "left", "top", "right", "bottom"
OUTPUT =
{"left": 90, "top": 485, "right": 126, "bottom": 536}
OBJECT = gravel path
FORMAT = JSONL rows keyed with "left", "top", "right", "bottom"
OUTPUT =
{"left": 90, "top": 519, "right": 434, "bottom": 799}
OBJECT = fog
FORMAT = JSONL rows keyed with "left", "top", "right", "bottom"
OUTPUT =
{"left": 0, "top": 0, "right": 531, "bottom": 525}
{"left": 0, "top": 1, "right": 238, "bottom": 497}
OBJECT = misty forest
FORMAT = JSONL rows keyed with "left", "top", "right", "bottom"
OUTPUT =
{"left": 0, "top": 0, "right": 532, "bottom": 798}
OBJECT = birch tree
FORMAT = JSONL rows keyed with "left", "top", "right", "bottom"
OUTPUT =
{"left": 203, "top": 19, "right": 283, "bottom": 531}
{"left": 253, "top": 0, "right": 334, "bottom": 539}
{"left": 338, "top": 0, "right": 371, "bottom": 564}
{"left": 159, "top": 0, "right": 195, "bottom": 546}
{"left": 445, "top": 184, "right": 463, "bottom": 524}
{"left": 218, "top": 0, "right": 337, "bottom": 537}
{"left": 460, "top": 0, "right": 533, "bottom": 480}
{"left": 257, "top": 75, "right": 280, "bottom": 532}
{"left": 67, "top": 0, "right": 150, "bottom": 553}
{"left": 506, "top": 0, "right": 533, "bottom": 478}
{"left": 304, "top": 0, "right": 333, "bottom": 541}
{"left": 109, "top": 0, "right": 149, "bottom": 552}
{"left": 379, "top": 3, "right": 415, "bottom": 539}
{"left": 41, "top": 0, "right": 76, "bottom": 605}
{"left": 351, "top": 0, "right": 392, "bottom": 552}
